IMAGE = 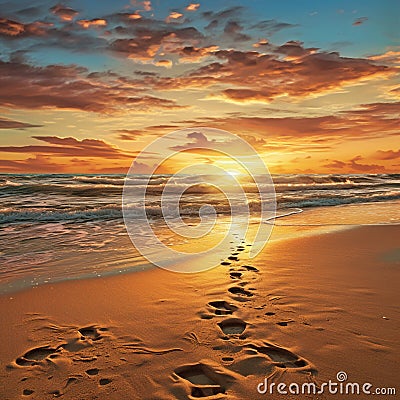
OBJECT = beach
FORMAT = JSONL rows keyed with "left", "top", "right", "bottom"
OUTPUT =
{"left": 0, "top": 222, "right": 398, "bottom": 399}
{"left": 1, "top": 0, "right": 399, "bottom": 397}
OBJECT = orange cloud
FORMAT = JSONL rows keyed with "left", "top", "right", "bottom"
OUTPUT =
{"left": 0, "top": 18, "right": 53, "bottom": 37}
{"left": 368, "top": 50, "right": 400, "bottom": 66}
{"left": 166, "top": 102, "right": 399, "bottom": 143}
{"left": 374, "top": 149, "right": 400, "bottom": 160}
{"left": 149, "top": 46, "right": 394, "bottom": 102}
{"left": 131, "top": 0, "right": 152, "bottom": 12}
{"left": 186, "top": 3, "right": 200, "bottom": 11}
{"left": 0, "top": 136, "right": 135, "bottom": 158}
{"left": 177, "top": 45, "right": 219, "bottom": 62}
{"left": 166, "top": 12, "right": 184, "bottom": 23}
{"left": 77, "top": 19, "right": 107, "bottom": 29}
{"left": 110, "top": 27, "right": 203, "bottom": 62}
{"left": 50, "top": 4, "right": 78, "bottom": 21}
{"left": 154, "top": 59, "right": 173, "bottom": 68}
{"left": 0, "top": 18, "right": 25, "bottom": 36}
{"left": 0, "top": 59, "right": 183, "bottom": 113}
{"left": 128, "top": 13, "right": 142, "bottom": 20}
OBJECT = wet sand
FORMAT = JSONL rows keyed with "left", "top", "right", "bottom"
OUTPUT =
{"left": 0, "top": 225, "right": 398, "bottom": 399}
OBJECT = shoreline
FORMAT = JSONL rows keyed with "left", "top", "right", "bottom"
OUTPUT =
{"left": 2, "top": 198, "right": 399, "bottom": 296}
{"left": 1, "top": 224, "right": 399, "bottom": 399}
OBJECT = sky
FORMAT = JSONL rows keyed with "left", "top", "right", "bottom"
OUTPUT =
{"left": 0, "top": 0, "right": 399, "bottom": 174}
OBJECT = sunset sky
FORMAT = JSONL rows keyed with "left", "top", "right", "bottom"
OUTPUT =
{"left": 0, "top": 0, "right": 399, "bottom": 174}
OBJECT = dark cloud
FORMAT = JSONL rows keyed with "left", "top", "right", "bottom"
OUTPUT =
{"left": 0, "top": 116, "right": 42, "bottom": 129}
{"left": 116, "top": 125, "right": 180, "bottom": 141}
{"left": 109, "top": 26, "right": 203, "bottom": 61}
{"left": 352, "top": 17, "right": 368, "bottom": 26}
{"left": 223, "top": 20, "right": 250, "bottom": 42}
{"left": 250, "top": 19, "right": 297, "bottom": 35}
{"left": 324, "top": 156, "right": 384, "bottom": 172}
{"left": 202, "top": 6, "right": 243, "bottom": 21}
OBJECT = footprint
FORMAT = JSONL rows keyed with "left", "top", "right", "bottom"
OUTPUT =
{"left": 64, "top": 376, "right": 79, "bottom": 389}
{"left": 229, "top": 272, "right": 242, "bottom": 280}
{"left": 228, "top": 286, "right": 253, "bottom": 298}
{"left": 174, "top": 363, "right": 226, "bottom": 398}
{"left": 242, "top": 265, "right": 259, "bottom": 272}
{"left": 276, "top": 321, "right": 295, "bottom": 327}
{"left": 86, "top": 368, "right": 99, "bottom": 376}
{"left": 218, "top": 318, "right": 247, "bottom": 336}
{"left": 245, "top": 342, "right": 314, "bottom": 371}
{"left": 208, "top": 301, "right": 238, "bottom": 315}
{"left": 16, "top": 346, "right": 59, "bottom": 366}
{"left": 78, "top": 326, "right": 102, "bottom": 341}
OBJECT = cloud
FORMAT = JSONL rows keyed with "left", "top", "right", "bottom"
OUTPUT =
{"left": 176, "top": 45, "right": 219, "bottom": 62}
{"left": 77, "top": 19, "right": 107, "bottom": 29}
{"left": 324, "top": 156, "right": 385, "bottom": 172}
{"left": 151, "top": 46, "right": 393, "bottom": 102}
{"left": 50, "top": 4, "right": 79, "bottom": 21}
{"left": 368, "top": 50, "right": 400, "bottom": 66}
{"left": 352, "top": 17, "right": 368, "bottom": 26}
{"left": 374, "top": 149, "right": 400, "bottom": 160}
{"left": 0, "top": 136, "right": 135, "bottom": 158}
{"left": 109, "top": 26, "right": 203, "bottom": 62}
{"left": 0, "top": 155, "right": 67, "bottom": 173}
{"left": 0, "top": 116, "right": 42, "bottom": 129}
{"left": 0, "top": 16, "right": 107, "bottom": 52}
{"left": 223, "top": 20, "right": 250, "bottom": 42}
{"left": 250, "top": 19, "right": 297, "bottom": 35}
{"left": 168, "top": 102, "right": 399, "bottom": 143}
{"left": 130, "top": 0, "right": 152, "bottom": 12}
{"left": 166, "top": 12, "right": 184, "bottom": 23}
{"left": 171, "top": 131, "right": 214, "bottom": 150}
{"left": 153, "top": 59, "right": 173, "bottom": 68}
{"left": 0, "top": 59, "right": 183, "bottom": 113}
{"left": 202, "top": 6, "right": 244, "bottom": 22}
{"left": 186, "top": 3, "right": 200, "bottom": 12}
{"left": 116, "top": 125, "right": 180, "bottom": 141}
{"left": 0, "top": 18, "right": 54, "bottom": 38}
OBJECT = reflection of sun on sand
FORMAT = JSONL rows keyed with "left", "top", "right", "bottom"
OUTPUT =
{"left": 0, "top": 218, "right": 399, "bottom": 398}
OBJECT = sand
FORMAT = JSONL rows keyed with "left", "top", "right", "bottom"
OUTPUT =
{"left": 0, "top": 225, "right": 399, "bottom": 399}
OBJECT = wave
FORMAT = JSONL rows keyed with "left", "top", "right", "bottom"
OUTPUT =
{"left": 0, "top": 173, "right": 399, "bottom": 225}
{"left": 1, "top": 191, "right": 399, "bottom": 224}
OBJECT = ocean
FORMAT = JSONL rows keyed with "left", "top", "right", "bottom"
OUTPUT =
{"left": 0, "top": 173, "right": 399, "bottom": 293}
